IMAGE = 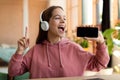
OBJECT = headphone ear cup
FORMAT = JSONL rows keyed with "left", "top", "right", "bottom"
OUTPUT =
{"left": 41, "top": 21, "right": 49, "bottom": 31}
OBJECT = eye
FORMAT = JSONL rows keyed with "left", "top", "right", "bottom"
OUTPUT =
{"left": 54, "top": 16, "right": 61, "bottom": 20}
{"left": 55, "top": 18, "right": 60, "bottom": 19}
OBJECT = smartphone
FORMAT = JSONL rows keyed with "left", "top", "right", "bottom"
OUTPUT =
{"left": 77, "top": 27, "right": 98, "bottom": 38}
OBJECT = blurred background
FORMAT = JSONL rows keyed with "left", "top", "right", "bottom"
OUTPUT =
{"left": 0, "top": 0, "right": 120, "bottom": 76}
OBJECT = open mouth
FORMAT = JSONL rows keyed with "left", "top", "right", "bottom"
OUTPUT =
{"left": 58, "top": 26, "right": 65, "bottom": 32}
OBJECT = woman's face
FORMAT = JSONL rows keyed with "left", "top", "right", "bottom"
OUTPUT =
{"left": 48, "top": 8, "right": 66, "bottom": 38}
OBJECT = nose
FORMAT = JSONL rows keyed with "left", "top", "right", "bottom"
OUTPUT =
{"left": 60, "top": 18, "right": 66, "bottom": 23}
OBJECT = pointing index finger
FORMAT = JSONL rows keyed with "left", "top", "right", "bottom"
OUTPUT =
{"left": 25, "top": 26, "right": 29, "bottom": 38}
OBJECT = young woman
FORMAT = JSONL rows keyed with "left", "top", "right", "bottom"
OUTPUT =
{"left": 8, "top": 6, "right": 109, "bottom": 79}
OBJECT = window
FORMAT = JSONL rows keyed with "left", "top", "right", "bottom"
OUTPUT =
{"left": 66, "top": 0, "right": 82, "bottom": 39}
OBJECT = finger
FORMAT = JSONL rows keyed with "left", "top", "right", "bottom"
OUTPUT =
{"left": 25, "top": 26, "right": 29, "bottom": 39}
{"left": 84, "top": 37, "right": 97, "bottom": 41}
{"left": 25, "top": 27, "right": 27, "bottom": 38}
{"left": 24, "top": 27, "right": 30, "bottom": 47}
{"left": 24, "top": 38, "right": 30, "bottom": 48}
{"left": 18, "top": 39, "right": 26, "bottom": 48}
{"left": 26, "top": 39, "right": 30, "bottom": 47}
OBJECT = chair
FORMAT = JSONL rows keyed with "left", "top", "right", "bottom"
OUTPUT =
{"left": 7, "top": 72, "right": 29, "bottom": 80}
{"left": 0, "top": 72, "right": 29, "bottom": 80}
{"left": 13, "top": 72, "right": 29, "bottom": 80}
{"left": 0, "top": 72, "right": 8, "bottom": 80}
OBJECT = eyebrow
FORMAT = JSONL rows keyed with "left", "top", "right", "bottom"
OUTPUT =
{"left": 52, "top": 14, "right": 66, "bottom": 18}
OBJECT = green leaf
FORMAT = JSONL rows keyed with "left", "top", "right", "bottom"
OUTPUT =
{"left": 103, "top": 28, "right": 115, "bottom": 55}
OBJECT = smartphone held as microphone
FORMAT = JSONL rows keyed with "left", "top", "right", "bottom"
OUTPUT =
{"left": 77, "top": 27, "right": 98, "bottom": 38}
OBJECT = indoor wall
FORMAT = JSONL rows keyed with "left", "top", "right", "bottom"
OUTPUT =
{"left": 0, "top": 0, "right": 23, "bottom": 45}
{"left": 0, "top": 0, "right": 48, "bottom": 47}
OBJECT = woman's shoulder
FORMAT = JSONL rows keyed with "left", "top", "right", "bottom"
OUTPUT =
{"left": 26, "top": 44, "right": 42, "bottom": 52}
{"left": 24, "top": 44, "right": 43, "bottom": 56}
{"left": 61, "top": 38, "right": 83, "bottom": 49}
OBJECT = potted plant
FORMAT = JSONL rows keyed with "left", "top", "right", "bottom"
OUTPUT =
{"left": 103, "top": 28, "right": 115, "bottom": 56}
{"left": 79, "top": 39, "right": 89, "bottom": 48}
{"left": 103, "top": 27, "right": 120, "bottom": 67}
{"left": 102, "top": 28, "right": 115, "bottom": 67}
{"left": 103, "top": 27, "right": 120, "bottom": 53}
{"left": 112, "top": 27, "right": 120, "bottom": 46}
{"left": 74, "top": 37, "right": 89, "bottom": 48}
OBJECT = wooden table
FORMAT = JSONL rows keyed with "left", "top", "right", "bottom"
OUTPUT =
{"left": 28, "top": 74, "right": 120, "bottom": 80}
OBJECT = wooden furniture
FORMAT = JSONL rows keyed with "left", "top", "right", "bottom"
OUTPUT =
{"left": 28, "top": 74, "right": 120, "bottom": 80}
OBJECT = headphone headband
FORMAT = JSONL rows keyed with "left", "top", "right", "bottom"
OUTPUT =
{"left": 40, "top": 11, "right": 43, "bottom": 22}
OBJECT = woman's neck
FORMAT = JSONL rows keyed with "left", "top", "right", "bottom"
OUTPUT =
{"left": 47, "top": 35, "right": 61, "bottom": 44}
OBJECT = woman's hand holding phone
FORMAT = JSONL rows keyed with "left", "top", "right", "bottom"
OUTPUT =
{"left": 77, "top": 26, "right": 105, "bottom": 44}
{"left": 16, "top": 27, "right": 29, "bottom": 55}
{"left": 84, "top": 31, "right": 105, "bottom": 44}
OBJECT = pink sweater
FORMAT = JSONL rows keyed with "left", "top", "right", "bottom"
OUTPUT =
{"left": 8, "top": 38, "right": 109, "bottom": 78}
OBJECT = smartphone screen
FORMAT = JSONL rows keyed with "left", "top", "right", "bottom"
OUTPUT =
{"left": 77, "top": 27, "right": 98, "bottom": 38}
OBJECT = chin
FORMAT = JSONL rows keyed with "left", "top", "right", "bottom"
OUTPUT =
{"left": 57, "top": 32, "right": 65, "bottom": 37}
{"left": 59, "top": 34, "right": 65, "bottom": 38}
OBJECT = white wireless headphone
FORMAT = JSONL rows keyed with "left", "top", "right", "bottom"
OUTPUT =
{"left": 40, "top": 11, "right": 49, "bottom": 31}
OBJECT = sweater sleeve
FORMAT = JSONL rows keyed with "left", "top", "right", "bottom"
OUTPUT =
{"left": 8, "top": 48, "right": 33, "bottom": 77}
{"left": 86, "top": 42, "right": 110, "bottom": 71}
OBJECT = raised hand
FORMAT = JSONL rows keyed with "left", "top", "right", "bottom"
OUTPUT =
{"left": 16, "top": 27, "right": 29, "bottom": 54}
{"left": 84, "top": 31, "right": 105, "bottom": 44}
